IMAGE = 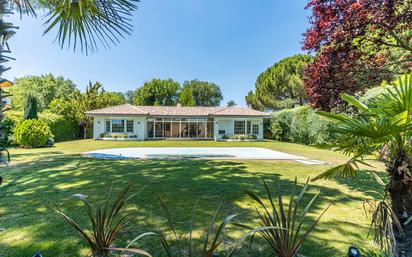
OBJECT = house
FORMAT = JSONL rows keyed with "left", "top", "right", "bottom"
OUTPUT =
{"left": 85, "top": 104, "right": 270, "bottom": 141}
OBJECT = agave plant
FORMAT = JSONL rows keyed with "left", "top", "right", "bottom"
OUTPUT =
{"left": 153, "top": 196, "right": 242, "bottom": 257}
{"left": 313, "top": 71, "right": 412, "bottom": 256}
{"left": 241, "top": 178, "right": 329, "bottom": 257}
{"left": 49, "top": 185, "right": 151, "bottom": 257}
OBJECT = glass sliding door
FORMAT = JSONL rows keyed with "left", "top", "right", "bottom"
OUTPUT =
{"left": 189, "top": 123, "right": 197, "bottom": 138}
{"left": 207, "top": 121, "right": 214, "bottom": 138}
{"left": 155, "top": 122, "right": 164, "bottom": 138}
{"left": 172, "top": 122, "right": 180, "bottom": 138}
{"left": 164, "top": 122, "right": 171, "bottom": 137}
{"left": 146, "top": 117, "right": 215, "bottom": 140}
{"left": 197, "top": 122, "right": 206, "bottom": 138}
{"left": 147, "top": 120, "right": 154, "bottom": 138}
{"left": 180, "top": 121, "right": 188, "bottom": 137}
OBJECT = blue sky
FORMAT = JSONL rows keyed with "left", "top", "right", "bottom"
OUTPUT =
{"left": 6, "top": 0, "right": 309, "bottom": 106}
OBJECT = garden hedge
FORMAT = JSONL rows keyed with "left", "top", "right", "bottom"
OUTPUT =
{"left": 270, "top": 106, "right": 336, "bottom": 145}
{"left": 4, "top": 111, "right": 81, "bottom": 143}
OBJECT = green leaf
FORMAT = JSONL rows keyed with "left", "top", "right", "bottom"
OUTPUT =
{"left": 341, "top": 93, "right": 369, "bottom": 112}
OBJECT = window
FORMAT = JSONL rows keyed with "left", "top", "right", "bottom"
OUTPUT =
{"left": 112, "top": 120, "right": 124, "bottom": 132}
{"left": 252, "top": 124, "right": 259, "bottom": 134}
{"left": 207, "top": 122, "right": 214, "bottom": 138}
{"left": 219, "top": 130, "right": 226, "bottom": 135}
{"left": 147, "top": 121, "right": 154, "bottom": 138}
{"left": 105, "top": 120, "right": 111, "bottom": 132}
{"left": 126, "top": 120, "right": 134, "bottom": 133}
{"left": 234, "top": 121, "right": 245, "bottom": 134}
{"left": 247, "top": 121, "right": 251, "bottom": 134}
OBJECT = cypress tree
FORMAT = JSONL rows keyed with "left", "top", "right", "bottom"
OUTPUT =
{"left": 23, "top": 95, "right": 38, "bottom": 120}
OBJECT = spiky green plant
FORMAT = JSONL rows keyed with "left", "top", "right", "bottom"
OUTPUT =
{"left": 49, "top": 185, "right": 151, "bottom": 257}
{"left": 241, "top": 178, "right": 329, "bottom": 257}
{"left": 154, "top": 196, "right": 242, "bottom": 257}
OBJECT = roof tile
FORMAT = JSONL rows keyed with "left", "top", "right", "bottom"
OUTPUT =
{"left": 86, "top": 104, "right": 270, "bottom": 117}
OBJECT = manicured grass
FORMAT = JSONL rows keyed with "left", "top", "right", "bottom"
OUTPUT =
{"left": 0, "top": 140, "right": 384, "bottom": 256}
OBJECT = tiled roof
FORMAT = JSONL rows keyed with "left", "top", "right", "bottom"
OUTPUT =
{"left": 211, "top": 106, "right": 270, "bottom": 117}
{"left": 85, "top": 104, "right": 148, "bottom": 115}
{"left": 86, "top": 104, "right": 270, "bottom": 117}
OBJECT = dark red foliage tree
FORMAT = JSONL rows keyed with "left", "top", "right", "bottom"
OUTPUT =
{"left": 303, "top": 0, "right": 412, "bottom": 110}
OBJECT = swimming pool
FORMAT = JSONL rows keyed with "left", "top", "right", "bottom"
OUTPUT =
{"left": 82, "top": 147, "right": 325, "bottom": 164}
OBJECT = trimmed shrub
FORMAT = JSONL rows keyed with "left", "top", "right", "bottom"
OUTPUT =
{"left": 14, "top": 119, "right": 53, "bottom": 148}
{"left": 271, "top": 106, "right": 335, "bottom": 145}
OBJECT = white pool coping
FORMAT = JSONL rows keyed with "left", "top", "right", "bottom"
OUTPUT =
{"left": 82, "top": 147, "right": 326, "bottom": 165}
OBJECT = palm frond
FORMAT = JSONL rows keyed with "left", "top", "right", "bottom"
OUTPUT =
{"left": 370, "top": 71, "right": 412, "bottom": 118}
{"left": 316, "top": 110, "right": 350, "bottom": 122}
{"left": 42, "top": 0, "right": 139, "bottom": 54}
{"left": 12, "top": 0, "right": 35, "bottom": 16}
{"left": 364, "top": 194, "right": 401, "bottom": 254}
{"left": 341, "top": 93, "right": 369, "bottom": 112}
{"left": 311, "top": 158, "right": 369, "bottom": 181}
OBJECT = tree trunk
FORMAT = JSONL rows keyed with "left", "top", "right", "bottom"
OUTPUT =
{"left": 83, "top": 123, "right": 89, "bottom": 139}
{"left": 388, "top": 153, "right": 412, "bottom": 257}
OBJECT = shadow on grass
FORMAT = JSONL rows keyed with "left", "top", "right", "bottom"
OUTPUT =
{"left": 0, "top": 151, "right": 376, "bottom": 257}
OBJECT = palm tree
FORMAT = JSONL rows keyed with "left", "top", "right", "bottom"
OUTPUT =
{"left": 77, "top": 81, "right": 104, "bottom": 139}
{"left": 0, "top": 0, "right": 138, "bottom": 163}
{"left": 314, "top": 71, "right": 412, "bottom": 256}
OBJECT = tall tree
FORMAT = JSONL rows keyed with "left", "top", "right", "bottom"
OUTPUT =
{"left": 123, "top": 90, "right": 136, "bottom": 104}
{"left": 99, "top": 92, "right": 126, "bottom": 107}
{"left": 22, "top": 95, "right": 38, "bottom": 120}
{"left": 11, "top": 74, "right": 79, "bottom": 111}
{"left": 178, "top": 86, "right": 196, "bottom": 106}
{"left": 246, "top": 54, "right": 311, "bottom": 111}
{"left": 245, "top": 91, "right": 265, "bottom": 111}
{"left": 134, "top": 78, "right": 180, "bottom": 106}
{"left": 303, "top": 0, "right": 412, "bottom": 110}
{"left": 226, "top": 100, "right": 237, "bottom": 107}
{"left": 314, "top": 72, "right": 412, "bottom": 256}
{"left": 179, "top": 80, "right": 223, "bottom": 107}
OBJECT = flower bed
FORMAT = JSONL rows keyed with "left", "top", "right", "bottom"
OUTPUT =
{"left": 99, "top": 133, "right": 138, "bottom": 140}
{"left": 220, "top": 134, "right": 258, "bottom": 141}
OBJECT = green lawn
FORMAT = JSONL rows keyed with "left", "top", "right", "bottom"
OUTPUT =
{"left": 0, "top": 140, "right": 384, "bottom": 256}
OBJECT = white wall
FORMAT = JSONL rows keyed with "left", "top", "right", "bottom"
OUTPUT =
{"left": 213, "top": 117, "right": 264, "bottom": 141}
{"left": 91, "top": 116, "right": 147, "bottom": 140}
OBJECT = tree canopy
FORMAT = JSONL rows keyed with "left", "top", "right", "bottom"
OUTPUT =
{"left": 11, "top": 74, "right": 79, "bottom": 111}
{"left": 179, "top": 80, "right": 223, "bottom": 107}
{"left": 134, "top": 79, "right": 180, "bottom": 106}
{"left": 226, "top": 100, "right": 237, "bottom": 107}
{"left": 303, "top": 0, "right": 412, "bottom": 110}
{"left": 246, "top": 54, "right": 311, "bottom": 111}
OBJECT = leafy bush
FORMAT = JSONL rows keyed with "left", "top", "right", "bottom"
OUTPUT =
{"left": 271, "top": 106, "right": 336, "bottom": 145}
{"left": 40, "top": 112, "right": 81, "bottom": 141}
{"left": 100, "top": 133, "right": 130, "bottom": 139}
{"left": 221, "top": 134, "right": 258, "bottom": 141}
{"left": 14, "top": 119, "right": 53, "bottom": 148}
{"left": 4, "top": 111, "right": 80, "bottom": 143}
